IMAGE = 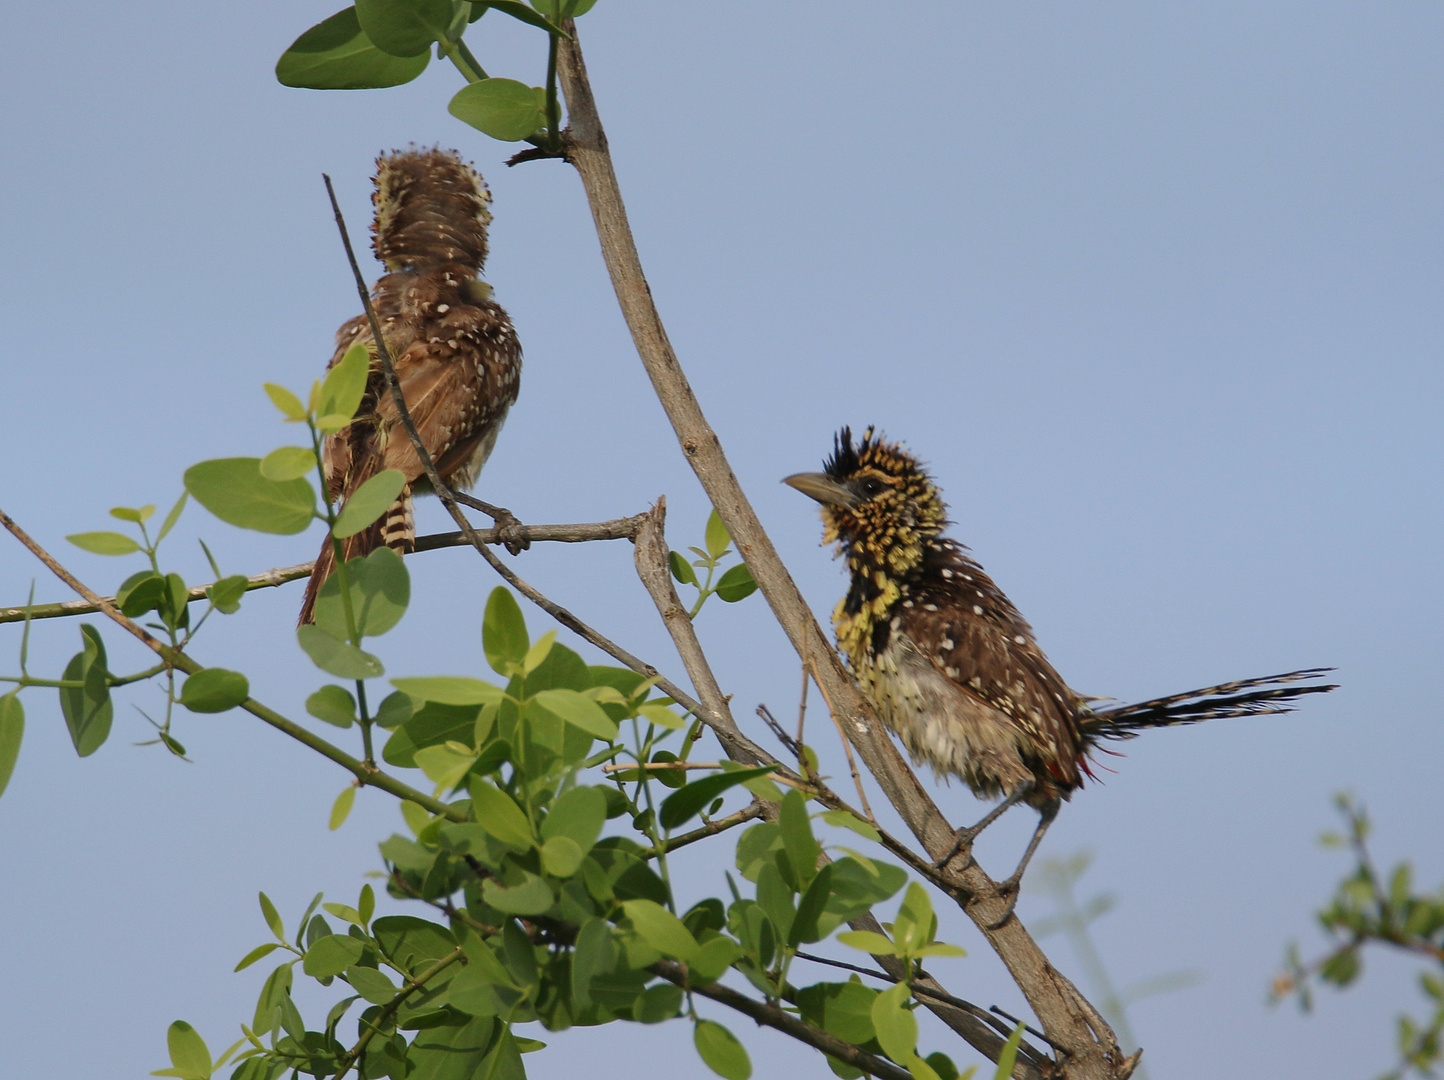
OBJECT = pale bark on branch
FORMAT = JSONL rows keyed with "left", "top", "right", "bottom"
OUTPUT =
{"left": 556, "top": 24, "right": 1128, "bottom": 1079}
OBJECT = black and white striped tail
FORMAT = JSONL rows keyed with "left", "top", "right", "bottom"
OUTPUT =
{"left": 298, "top": 483, "right": 415, "bottom": 624}
{"left": 1081, "top": 668, "right": 1337, "bottom": 740}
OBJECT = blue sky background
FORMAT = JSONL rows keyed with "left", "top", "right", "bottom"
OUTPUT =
{"left": 1, "top": 2, "right": 1440, "bottom": 1078}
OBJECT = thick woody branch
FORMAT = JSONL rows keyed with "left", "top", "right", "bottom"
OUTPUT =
{"left": 557, "top": 26, "right": 1122, "bottom": 1078}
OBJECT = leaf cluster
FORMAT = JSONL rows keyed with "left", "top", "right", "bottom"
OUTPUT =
{"left": 1275, "top": 794, "right": 1444, "bottom": 1080}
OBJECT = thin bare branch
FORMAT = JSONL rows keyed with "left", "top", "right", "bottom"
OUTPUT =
{"left": 649, "top": 960, "right": 914, "bottom": 1080}
{"left": 0, "top": 518, "right": 643, "bottom": 625}
{"left": 0, "top": 505, "right": 469, "bottom": 823}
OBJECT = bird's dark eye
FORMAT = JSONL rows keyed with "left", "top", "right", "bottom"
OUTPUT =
{"left": 857, "top": 477, "right": 885, "bottom": 497}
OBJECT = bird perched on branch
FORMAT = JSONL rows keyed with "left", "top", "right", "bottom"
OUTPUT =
{"left": 786, "top": 427, "right": 1335, "bottom": 895}
{"left": 300, "top": 148, "right": 523, "bottom": 624}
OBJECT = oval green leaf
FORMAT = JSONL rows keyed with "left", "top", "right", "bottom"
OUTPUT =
{"left": 622, "top": 899, "right": 698, "bottom": 963}
{"left": 0, "top": 693, "right": 24, "bottom": 800}
{"left": 658, "top": 765, "right": 777, "bottom": 831}
{"left": 260, "top": 446, "right": 317, "bottom": 482}
{"left": 694, "top": 1019, "right": 750, "bottom": 1080}
{"left": 530, "top": 688, "right": 618, "bottom": 741}
{"left": 715, "top": 562, "right": 757, "bottom": 603}
{"left": 870, "top": 982, "right": 917, "bottom": 1065}
{"left": 277, "top": 7, "right": 430, "bottom": 90}
{"left": 449, "top": 78, "right": 547, "bottom": 142}
{"left": 391, "top": 677, "right": 503, "bottom": 707}
{"left": 355, "top": 0, "right": 454, "bottom": 57}
{"left": 333, "top": 469, "right": 407, "bottom": 539}
{"left": 329, "top": 785, "right": 356, "bottom": 830}
{"left": 185, "top": 458, "right": 315, "bottom": 535}
{"left": 482, "top": 587, "right": 528, "bottom": 676}
{"left": 482, "top": 872, "right": 554, "bottom": 915}
{"left": 67, "top": 531, "right": 141, "bottom": 556}
{"left": 165, "top": 1020, "right": 213, "bottom": 1079}
{"left": 264, "top": 382, "right": 308, "bottom": 421}
{"left": 540, "top": 786, "right": 606, "bottom": 853}
{"left": 296, "top": 623, "right": 385, "bottom": 679}
{"left": 468, "top": 779, "right": 534, "bottom": 848}
{"left": 306, "top": 684, "right": 357, "bottom": 727}
{"left": 540, "top": 835, "right": 584, "bottom": 878}
{"left": 205, "top": 574, "right": 249, "bottom": 615}
{"left": 344, "top": 964, "right": 397, "bottom": 1005}
{"left": 180, "top": 669, "right": 250, "bottom": 714}
{"left": 303, "top": 934, "right": 365, "bottom": 978}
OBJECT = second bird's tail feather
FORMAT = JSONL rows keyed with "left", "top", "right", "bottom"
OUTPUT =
{"left": 1082, "top": 668, "right": 1337, "bottom": 739}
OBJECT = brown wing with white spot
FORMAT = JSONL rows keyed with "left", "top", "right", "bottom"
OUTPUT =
{"left": 898, "top": 540, "right": 1085, "bottom": 794}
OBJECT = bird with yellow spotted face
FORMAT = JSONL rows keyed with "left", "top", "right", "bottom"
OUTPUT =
{"left": 787, "top": 427, "right": 1335, "bottom": 897}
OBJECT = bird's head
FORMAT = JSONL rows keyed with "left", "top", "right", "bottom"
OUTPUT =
{"left": 785, "top": 427, "right": 947, "bottom": 579}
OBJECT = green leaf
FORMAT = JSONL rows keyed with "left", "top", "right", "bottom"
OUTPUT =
{"left": 180, "top": 669, "right": 250, "bottom": 713}
{"left": 915, "top": 942, "right": 967, "bottom": 958}
{"left": 0, "top": 693, "right": 23, "bottom": 800}
{"left": 530, "top": 688, "right": 618, "bottom": 740}
{"left": 251, "top": 961, "right": 293, "bottom": 1033}
{"left": 659, "top": 765, "right": 777, "bottom": 831}
{"left": 819, "top": 809, "right": 881, "bottom": 841}
{"left": 715, "top": 562, "right": 757, "bottom": 603}
{"left": 264, "top": 382, "right": 308, "bottom": 420}
{"left": 109, "top": 504, "right": 155, "bottom": 524}
{"left": 668, "top": 550, "right": 698, "bottom": 587}
{"left": 836, "top": 930, "right": 898, "bottom": 957}
{"left": 157, "top": 490, "right": 188, "bottom": 542}
{"left": 540, "top": 835, "right": 584, "bottom": 877}
{"left": 116, "top": 570, "right": 165, "bottom": 617}
{"left": 779, "top": 789, "right": 821, "bottom": 888}
{"left": 314, "top": 546, "right": 410, "bottom": 639}
{"left": 467, "top": 778, "right": 535, "bottom": 848}
{"left": 185, "top": 458, "right": 315, "bottom": 535}
{"left": 704, "top": 509, "right": 730, "bottom": 558}
{"left": 259, "top": 892, "right": 285, "bottom": 941}
{"left": 67, "top": 531, "right": 141, "bottom": 555}
{"left": 162, "top": 1020, "right": 213, "bottom": 1079}
{"left": 259, "top": 446, "right": 317, "bottom": 482}
{"left": 790, "top": 863, "right": 833, "bottom": 945}
{"left": 473, "top": 1, "right": 571, "bottom": 35}
{"left": 375, "top": 691, "right": 414, "bottom": 729}
{"left": 894, "top": 882, "right": 935, "bottom": 954}
{"left": 482, "top": 871, "right": 555, "bottom": 915}
{"left": 992, "top": 1024, "right": 1025, "bottom": 1080}
{"left": 636, "top": 702, "right": 686, "bottom": 731}
{"left": 307, "top": 685, "right": 357, "bottom": 727}
{"left": 531, "top": 0, "right": 597, "bottom": 18}
{"left": 333, "top": 469, "right": 407, "bottom": 538}
{"left": 870, "top": 982, "right": 917, "bottom": 1066}
{"left": 413, "top": 742, "right": 477, "bottom": 791}
{"left": 318, "top": 341, "right": 372, "bottom": 421}
{"left": 622, "top": 899, "right": 698, "bottom": 963}
{"left": 372, "top": 916, "right": 456, "bottom": 974}
{"left": 344, "top": 964, "right": 397, "bottom": 1005}
{"left": 799, "top": 980, "right": 878, "bottom": 1045}
{"left": 330, "top": 785, "right": 357, "bottom": 830}
{"left": 277, "top": 6, "right": 430, "bottom": 89}
{"left": 296, "top": 623, "right": 385, "bottom": 679}
{"left": 689, "top": 935, "right": 744, "bottom": 983}
{"left": 358, "top": 883, "right": 375, "bottom": 925}
{"left": 205, "top": 574, "right": 249, "bottom": 615}
{"left": 304, "top": 934, "right": 365, "bottom": 978}
{"left": 449, "top": 78, "right": 547, "bottom": 142}
{"left": 521, "top": 631, "right": 555, "bottom": 676}
{"left": 355, "top": 0, "right": 455, "bottom": 57}
{"left": 540, "top": 786, "right": 606, "bottom": 853}
{"left": 483, "top": 587, "right": 529, "bottom": 675}
{"left": 59, "top": 624, "right": 111, "bottom": 757}
{"left": 233, "top": 942, "right": 280, "bottom": 972}
{"left": 694, "top": 1019, "right": 751, "bottom": 1080}
{"left": 391, "top": 676, "right": 503, "bottom": 707}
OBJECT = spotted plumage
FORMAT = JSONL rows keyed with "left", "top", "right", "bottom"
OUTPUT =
{"left": 787, "top": 428, "right": 1336, "bottom": 876}
{"left": 300, "top": 148, "right": 522, "bottom": 623}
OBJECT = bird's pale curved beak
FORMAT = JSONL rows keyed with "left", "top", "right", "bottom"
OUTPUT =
{"left": 783, "top": 472, "right": 854, "bottom": 508}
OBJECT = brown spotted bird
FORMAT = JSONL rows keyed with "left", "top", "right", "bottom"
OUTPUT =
{"left": 300, "top": 148, "right": 522, "bottom": 624}
{"left": 787, "top": 427, "right": 1335, "bottom": 891}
